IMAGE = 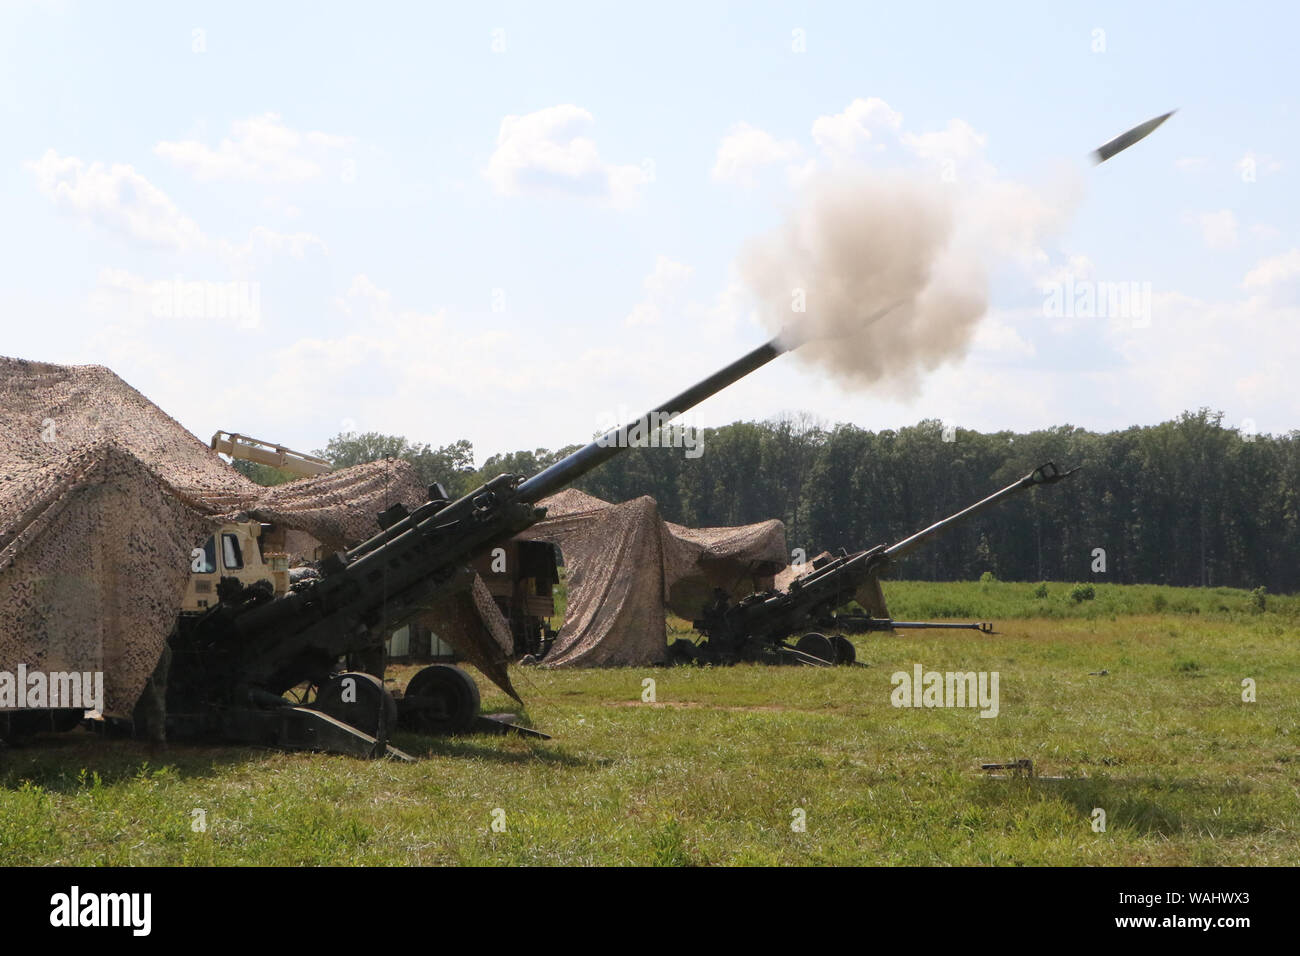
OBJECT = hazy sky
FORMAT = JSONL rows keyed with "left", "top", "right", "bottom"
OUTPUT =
{"left": 3, "top": 1, "right": 1295, "bottom": 463}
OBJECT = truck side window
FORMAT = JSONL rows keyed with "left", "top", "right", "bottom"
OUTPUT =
{"left": 222, "top": 533, "right": 244, "bottom": 570}
{"left": 195, "top": 536, "right": 217, "bottom": 573}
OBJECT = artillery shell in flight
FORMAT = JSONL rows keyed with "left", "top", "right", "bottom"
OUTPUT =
{"left": 1092, "top": 110, "right": 1176, "bottom": 164}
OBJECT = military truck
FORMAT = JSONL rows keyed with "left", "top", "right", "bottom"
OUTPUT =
{"left": 184, "top": 522, "right": 290, "bottom": 613}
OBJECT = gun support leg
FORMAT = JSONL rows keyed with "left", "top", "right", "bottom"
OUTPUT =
{"left": 217, "top": 702, "right": 411, "bottom": 760}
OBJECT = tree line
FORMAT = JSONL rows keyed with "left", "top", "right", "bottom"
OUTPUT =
{"left": 229, "top": 409, "right": 1300, "bottom": 592}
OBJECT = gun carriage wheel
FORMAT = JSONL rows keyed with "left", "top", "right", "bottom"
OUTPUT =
{"left": 312, "top": 672, "right": 398, "bottom": 741}
{"left": 830, "top": 634, "right": 856, "bottom": 665}
{"left": 794, "top": 632, "right": 836, "bottom": 665}
{"left": 400, "top": 664, "right": 481, "bottom": 735}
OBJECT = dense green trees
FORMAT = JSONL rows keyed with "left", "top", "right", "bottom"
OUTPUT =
{"left": 311, "top": 410, "right": 1300, "bottom": 592}
{"left": 316, "top": 433, "right": 479, "bottom": 497}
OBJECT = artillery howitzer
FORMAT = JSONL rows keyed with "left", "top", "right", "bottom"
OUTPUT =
{"left": 163, "top": 338, "right": 790, "bottom": 758}
{"left": 674, "top": 462, "right": 1076, "bottom": 667}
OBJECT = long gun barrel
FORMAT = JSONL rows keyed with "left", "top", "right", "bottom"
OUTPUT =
{"left": 517, "top": 338, "right": 785, "bottom": 502}
{"left": 683, "top": 461, "right": 1075, "bottom": 665}
{"left": 882, "top": 462, "right": 1076, "bottom": 562}
{"left": 781, "top": 463, "right": 1073, "bottom": 598}
{"left": 170, "top": 336, "right": 792, "bottom": 716}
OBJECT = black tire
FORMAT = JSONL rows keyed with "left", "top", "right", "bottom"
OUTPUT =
{"left": 830, "top": 634, "right": 856, "bottom": 665}
{"left": 795, "top": 632, "right": 835, "bottom": 665}
{"left": 313, "top": 672, "right": 397, "bottom": 740}
{"left": 401, "top": 665, "right": 481, "bottom": 735}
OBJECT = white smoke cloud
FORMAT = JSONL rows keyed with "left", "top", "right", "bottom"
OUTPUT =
{"left": 740, "top": 173, "right": 986, "bottom": 394}
{"left": 734, "top": 97, "right": 1086, "bottom": 395}
{"left": 738, "top": 164, "right": 1083, "bottom": 394}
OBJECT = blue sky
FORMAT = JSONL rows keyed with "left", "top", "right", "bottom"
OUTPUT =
{"left": 2, "top": 1, "right": 1296, "bottom": 461}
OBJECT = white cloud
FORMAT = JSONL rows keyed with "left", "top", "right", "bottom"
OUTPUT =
{"left": 719, "top": 99, "right": 999, "bottom": 188}
{"left": 786, "top": 159, "right": 819, "bottom": 189}
{"left": 810, "top": 101, "right": 1068, "bottom": 271}
{"left": 1236, "top": 150, "right": 1283, "bottom": 180}
{"left": 1104, "top": 288, "right": 1300, "bottom": 432}
{"left": 1242, "top": 248, "right": 1300, "bottom": 291}
{"left": 27, "top": 147, "right": 328, "bottom": 272}
{"left": 218, "top": 226, "right": 329, "bottom": 269}
{"left": 786, "top": 282, "right": 1300, "bottom": 440}
{"left": 810, "top": 97, "right": 902, "bottom": 160}
{"left": 485, "top": 104, "right": 650, "bottom": 205}
{"left": 27, "top": 149, "right": 205, "bottom": 250}
{"left": 684, "top": 277, "right": 754, "bottom": 339}
{"left": 624, "top": 255, "right": 693, "bottom": 326}
{"left": 1038, "top": 254, "right": 1097, "bottom": 288}
{"left": 711, "top": 122, "right": 803, "bottom": 187}
{"left": 86, "top": 266, "right": 268, "bottom": 336}
{"left": 1187, "top": 209, "right": 1239, "bottom": 249}
{"left": 900, "top": 118, "right": 990, "bottom": 173}
{"left": 971, "top": 309, "right": 1036, "bottom": 359}
{"left": 624, "top": 302, "right": 660, "bottom": 327}
{"left": 304, "top": 129, "right": 353, "bottom": 150}
{"left": 958, "top": 174, "right": 1081, "bottom": 269}
{"left": 642, "top": 255, "right": 693, "bottom": 299}
{"left": 218, "top": 275, "right": 595, "bottom": 455}
{"left": 804, "top": 99, "right": 998, "bottom": 181}
{"left": 87, "top": 266, "right": 156, "bottom": 324}
{"left": 155, "top": 113, "right": 354, "bottom": 183}
{"left": 262, "top": 195, "right": 303, "bottom": 219}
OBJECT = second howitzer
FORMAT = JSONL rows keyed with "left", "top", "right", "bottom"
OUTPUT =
{"left": 163, "top": 338, "right": 789, "bottom": 758}
{"left": 676, "top": 462, "right": 1076, "bottom": 666}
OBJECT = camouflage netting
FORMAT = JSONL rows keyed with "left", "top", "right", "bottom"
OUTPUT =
{"left": 0, "top": 356, "right": 516, "bottom": 716}
{"left": 775, "top": 550, "right": 890, "bottom": 617}
{"left": 414, "top": 576, "right": 517, "bottom": 697}
{"left": 520, "top": 489, "right": 787, "bottom": 667}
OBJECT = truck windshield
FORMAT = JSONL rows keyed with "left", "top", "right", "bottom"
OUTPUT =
{"left": 222, "top": 533, "right": 244, "bottom": 570}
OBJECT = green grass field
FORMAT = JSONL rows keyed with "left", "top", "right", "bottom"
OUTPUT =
{"left": 2, "top": 579, "right": 1297, "bottom": 866}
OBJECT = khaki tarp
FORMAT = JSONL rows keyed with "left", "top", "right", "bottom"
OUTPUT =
{"left": 520, "top": 489, "right": 787, "bottom": 667}
{"left": 0, "top": 356, "right": 515, "bottom": 716}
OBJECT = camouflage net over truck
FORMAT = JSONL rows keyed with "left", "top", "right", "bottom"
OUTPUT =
{"left": 0, "top": 356, "right": 513, "bottom": 717}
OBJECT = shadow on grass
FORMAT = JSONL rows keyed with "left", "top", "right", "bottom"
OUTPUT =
{"left": 1, "top": 730, "right": 262, "bottom": 793}
{"left": 392, "top": 731, "right": 601, "bottom": 768}
{"left": 2, "top": 720, "right": 597, "bottom": 792}
{"left": 972, "top": 774, "right": 1262, "bottom": 837}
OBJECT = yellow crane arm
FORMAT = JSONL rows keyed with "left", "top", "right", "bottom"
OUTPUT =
{"left": 211, "top": 431, "right": 332, "bottom": 478}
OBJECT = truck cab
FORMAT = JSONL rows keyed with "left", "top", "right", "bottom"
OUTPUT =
{"left": 182, "top": 521, "right": 289, "bottom": 613}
